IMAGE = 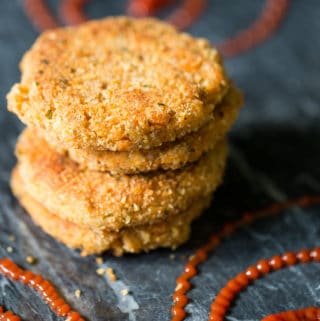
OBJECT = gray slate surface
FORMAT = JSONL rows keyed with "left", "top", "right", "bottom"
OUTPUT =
{"left": 0, "top": 1, "right": 320, "bottom": 320}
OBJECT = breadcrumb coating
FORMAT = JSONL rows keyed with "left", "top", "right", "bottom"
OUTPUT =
{"left": 12, "top": 168, "right": 211, "bottom": 256}
{"left": 62, "top": 86, "right": 242, "bottom": 173}
{"left": 15, "top": 128, "right": 227, "bottom": 231}
{"left": 7, "top": 16, "right": 229, "bottom": 151}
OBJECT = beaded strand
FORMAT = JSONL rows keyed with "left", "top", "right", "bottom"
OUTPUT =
{"left": 22, "top": 0, "right": 290, "bottom": 58}
{"left": 0, "top": 258, "right": 85, "bottom": 321}
{"left": 171, "top": 195, "right": 320, "bottom": 321}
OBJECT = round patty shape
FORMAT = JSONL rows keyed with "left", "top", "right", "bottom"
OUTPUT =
{"left": 15, "top": 128, "right": 227, "bottom": 231}
{"left": 12, "top": 167, "right": 211, "bottom": 256}
{"left": 7, "top": 16, "right": 229, "bottom": 151}
{"left": 64, "top": 86, "right": 242, "bottom": 173}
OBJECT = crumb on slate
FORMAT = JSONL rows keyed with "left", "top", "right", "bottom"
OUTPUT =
{"left": 26, "top": 256, "right": 37, "bottom": 264}
{"left": 96, "top": 257, "right": 103, "bottom": 264}
{"left": 96, "top": 268, "right": 105, "bottom": 275}
{"left": 95, "top": 266, "right": 117, "bottom": 281}
{"left": 8, "top": 235, "right": 16, "bottom": 242}
{"left": 169, "top": 254, "right": 176, "bottom": 260}
{"left": 75, "top": 289, "right": 81, "bottom": 298}
{"left": 6, "top": 246, "right": 13, "bottom": 253}
{"left": 120, "top": 289, "right": 129, "bottom": 296}
{"left": 106, "top": 268, "right": 117, "bottom": 281}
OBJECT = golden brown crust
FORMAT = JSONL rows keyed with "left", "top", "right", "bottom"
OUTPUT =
{"left": 12, "top": 167, "right": 211, "bottom": 256}
{"left": 7, "top": 16, "right": 229, "bottom": 151}
{"left": 15, "top": 128, "right": 227, "bottom": 231}
{"left": 62, "top": 86, "right": 242, "bottom": 173}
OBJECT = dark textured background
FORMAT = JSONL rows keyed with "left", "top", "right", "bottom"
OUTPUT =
{"left": 0, "top": 1, "right": 320, "bottom": 320}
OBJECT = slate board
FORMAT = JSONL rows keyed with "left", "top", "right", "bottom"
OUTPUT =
{"left": 0, "top": 1, "right": 320, "bottom": 321}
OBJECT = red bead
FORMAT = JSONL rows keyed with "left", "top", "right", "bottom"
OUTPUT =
{"left": 213, "top": 295, "right": 231, "bottom": 309}
{"left": 256, "top": 259, "right": 270, "bottom": 274}
{"left": 269, "top": 256, "right": 283, "bottom": 269}
{"left": 201, "top": 242, "right": 216, "bottom": 253}
{"left": 195, "top": 249, "right": 208, "bottom": 262}
{"left": 242, "top": 213, "right": 255, "bottom": 224}
{"left": 296, "top": 249, "right": 311, "bottom": 263}
{"left": 3, "top": 311, "right": 14, "bottom": 316}
{"left": 283, "top": 310, "right": 299, "bottom": 321}
{"left": 49, "top": 296, "right": 63, "bottom": 309}
{"left": 282, "top": 252, "right": 297, "bottom": 266}
{"left": 219, "top": 287, "right": 235, "bottom": 300}
{"left": 29, "top": 275, "right": 43, "bottom": 288}
{"left": 19, "top": 271, "right": 33, "bottom": 284}
{"left": 304, "top": 307, "right": 317, "bottom": 320}
{"left": 245, "top": 266, "right": 260, "bottom": 280}
{"left": 5, "top": 265, "right": 20, "bottom": 280}
{"left": 234, "top": 272, "right": 249, "bottom": 287}
{"left": 175, "top": 277, "right": 191, "bottom": 293}
{"left": 0, "top": 310, "right": 21, "bottom": 321}
{"left": 209, "top": 234, "right": 221, "bottom": 247}
{"left": 311, "top": 248, "right": 320, "bottom": 261}
{"left": 56, "top": 303, "right": 71, "bottom": 316}
{"left": 172, "top": 292, "right": 181, "bottom": 302}
{"left": 171, "top": 305, "right": 186, "bottom": 319}
{"left": 204, "top": 233, "right": 222, "bottom": 252}
{"left": 221, "top": 222, "right": 237, "bottom": 236}
{"left": 261, "top": 316, "right": 281, "bottom": 321}
{"left": 210, "top": 303, "right": 226, "bottom": 316}
{"left": 188, "top": 254, "right": 202, "bottom": 266}
{"left": 183, "top": 263, "right": 197, "bottom": 278}
{"left": 43, "top": 287, "right": 56, "bottom": 300}
{"left": 208, "top": 314, "right": 223, "bottom": 321}
{"left": 173, "top": 294, "right": 188, "bottom": 308}
{"left": 35, "top": 280, "right": 46, "bottom": 291}
{"left": 0, "top": 259, "right": 13, "bottom": 272}
{"left": 226, "top": 279, "right": 242, "bottom": 292}
{"left": 67, "top": 311, "right": 82, "bottom": 321}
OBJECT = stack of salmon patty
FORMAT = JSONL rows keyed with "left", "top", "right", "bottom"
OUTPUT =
{"left": 7, "top": 17, "right": 242, "bottom": 256}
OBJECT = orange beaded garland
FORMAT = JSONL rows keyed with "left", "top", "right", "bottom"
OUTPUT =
{"left": 218, "top": 0, "right": 291, "bottom": 57}
{"left": 0, "top": 258, "right": 85, "bottom": 321}
{"left": 23, "top": 0, "right": 59, "bottom": 30}
{"left": 208, "top": 248, "right": 320, "bottom": 321}
{"left": 0, "top": 306, "right": 21, "bottom": 321}
{"left": 170, "top": 195, "right": 320, "bottom": 321}
{"left": 5, "top": 3, "right": 319, "bottom": 321}
{"left": 22, "top": 0, "right": 290, "bottom": 58}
